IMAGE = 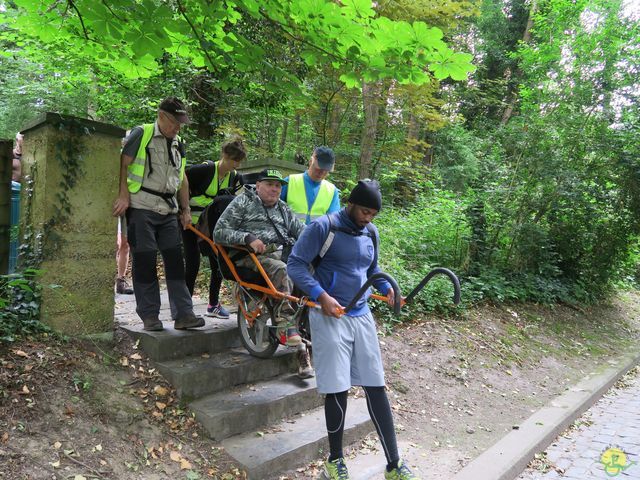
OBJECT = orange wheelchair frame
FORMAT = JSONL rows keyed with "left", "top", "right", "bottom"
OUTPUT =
{"left": 186, "top": 224, "right": 461, "bottom": 358}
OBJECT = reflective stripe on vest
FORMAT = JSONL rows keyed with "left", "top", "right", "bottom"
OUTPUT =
{"left": 127, "top": 123, "right": 186, "bottom": 193}
{"left": 189, "top": 160, "right": 233, "bottom": 223}
{"left": 286, "top": 173, "right": 335, "bottom": 223}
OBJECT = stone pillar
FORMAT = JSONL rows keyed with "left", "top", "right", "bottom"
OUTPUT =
{"left": 20, "top": 113, "right": 125, "bottom": 334}
{"left": 0, "top": 140, "right": 11, "bottom": 274}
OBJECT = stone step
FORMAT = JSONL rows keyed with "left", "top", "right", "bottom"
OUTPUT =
{"left": 119, "top": 316, "right": 241, "bottom": 362}
{"left": 155, "top": 348, "right": 297, "bottom": 400}
{"left": 190, "top": 374, "right": 323, "bottom": 441}
{"left": 221, "top": 397, "right": 374, "bottom": 480}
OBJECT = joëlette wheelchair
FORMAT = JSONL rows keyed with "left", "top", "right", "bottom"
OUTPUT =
{"left": 186, "top": 220, "right": 462, "bottom": 359}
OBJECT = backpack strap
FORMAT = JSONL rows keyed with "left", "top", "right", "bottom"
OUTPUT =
{"left": 366, "top": 223, "right": 378, "bottom": 264}
{"left": 317, "top": 214, "right": 336, "bottom": 260}
{"left": 202, "top": 168, "right": 241, "bottom": 198}
{"left": 312, "top": 213, "right": 378, "bottom": 270}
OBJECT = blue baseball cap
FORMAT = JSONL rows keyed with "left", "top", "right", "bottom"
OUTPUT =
{"left": 313, "top": 146, "right": 335, "bottom": 170}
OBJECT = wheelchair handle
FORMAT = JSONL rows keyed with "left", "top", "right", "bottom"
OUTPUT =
{"left": 343, "top": 272, "right": 402, "bottom": 316}
{"left": 404, "top": 267, "right": 461, "bottom": 306}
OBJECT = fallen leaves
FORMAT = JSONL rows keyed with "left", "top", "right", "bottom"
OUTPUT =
{"left": 1, "top": 336, "right": 229, "bottom": 480}
{"left": 154, "top": 385, "right": 169, "bottom": 396}
{"left": 169, "top": 450, "right": 193, "bottom": 470}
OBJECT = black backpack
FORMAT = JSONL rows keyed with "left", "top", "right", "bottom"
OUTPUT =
{"left": 195, "top": 194, "right": 236, "bottom": 256}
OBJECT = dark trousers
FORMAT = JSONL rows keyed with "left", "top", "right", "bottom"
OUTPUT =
{"left": 127, "top": 208, "right": 194, "bottom": 320}
{"left": 182, "top": 228, "right": 223, "bottom": 306}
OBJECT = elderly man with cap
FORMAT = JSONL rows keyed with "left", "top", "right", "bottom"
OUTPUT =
{"left": 281, "top": 146, "right": 340, "bottom": 225}
{"left": 112, "top": 96, "right": 204, "bottom": 332}
{"left": 287, "top": 180, "right": 421, "bottom": 480}
{"left": 213, "top": 169, "right": 314, "bottom": 377}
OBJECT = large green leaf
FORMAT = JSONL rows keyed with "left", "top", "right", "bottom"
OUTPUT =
{"left": 339, "top": 71, "right": 361, "bottom": 88}
{"left": 430, "top": 51, "right": 476, "bottom": 80}
{"left": 341, "top": 0, "right": 375, "bottom": 19}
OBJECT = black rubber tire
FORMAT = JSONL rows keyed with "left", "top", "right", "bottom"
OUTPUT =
{"left": 237, "top": 295, "right": 279, "bottom": 358}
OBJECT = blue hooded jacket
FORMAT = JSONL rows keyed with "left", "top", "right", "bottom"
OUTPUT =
{"left": 287, "top": 208, "right": 391, "bottom": 316}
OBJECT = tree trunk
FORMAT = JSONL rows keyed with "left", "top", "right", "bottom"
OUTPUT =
{"left": 328, "top": 104, "right": 342, "bottom": 147}
{"left": 406, "top": 113, "right": 420, "bottom": 141}
{"left": 279, "top": 118, "right": 288, "bottom": 153}
{"left": 500, "top": 0, "right": 537, "bottom": 126}
{"left": 358, "top": 81, "right": 382, "bottom": 179}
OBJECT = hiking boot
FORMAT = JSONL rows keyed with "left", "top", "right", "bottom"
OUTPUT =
{"left": 115, "top": 277, "right": 134, "bottom": 294}
{"left": 323, "top": 457, "right": 349, "bottom": 479}
{"left": 206, "top": 303, "right": 230, "bottom": 319}
{"left": 277, "top": 325, "right": 302, "bottom": 346}
{"left": 297, "top": 348, "right": 314, "bottom": 379}
{"left": 174, "top": 314, "right": 205, "bottom": 330}
{"left": 384, "top": 460, "right": 420, "bottom": 480}
{"left": 141, "top": 317, "right": 163, "bottom": 331}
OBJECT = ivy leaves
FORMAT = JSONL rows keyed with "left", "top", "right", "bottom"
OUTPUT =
{"left": 5, "top": 0, "right": 475, "bottom": 90}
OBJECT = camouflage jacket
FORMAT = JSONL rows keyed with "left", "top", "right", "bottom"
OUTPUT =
{"left": 213, "top": 187, "right": 304, "bottom": 247}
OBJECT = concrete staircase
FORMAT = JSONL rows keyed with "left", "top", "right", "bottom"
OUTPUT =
{"left": 118, "top": 307, "right": 374, "bottom": 480}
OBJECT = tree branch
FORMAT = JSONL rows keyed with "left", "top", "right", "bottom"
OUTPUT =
{"left": 101, "top": 0, "right": 125, "bottom": 22}
{"left": 67, "top": 0, "right": 90, "bottom": 40}
{"left": 175, "top": 0, "right": 217, "bottom": 70}
{"left": 321, "top": 84, "right": 345, "bottom": 145}
{"left": 256, "top": 7, "right": 349, "bottom": 65}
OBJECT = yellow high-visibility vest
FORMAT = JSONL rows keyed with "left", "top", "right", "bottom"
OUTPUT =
{"left": 126, "top": 123, "right": 186, "bottom": 193}
{"left": 286, "top": 173, "right": 335, "bottom": 223}
{"left": 189, "top": 161, "right": 234, "bottom": 223}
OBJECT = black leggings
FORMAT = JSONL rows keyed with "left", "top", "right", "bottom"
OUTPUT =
{"left": 182, "top": 228, "right": 223, "bottom": 306}
{"left": 325, "top": 387, "right": 399, "bottom": 468}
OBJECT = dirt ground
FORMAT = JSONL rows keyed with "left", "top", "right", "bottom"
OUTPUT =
{"left": 2, "top": 291, "right": 640, "bottom": 480}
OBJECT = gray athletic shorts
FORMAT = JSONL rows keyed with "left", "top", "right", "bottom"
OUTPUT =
{"left": 309, "top": 309, "right": 385, "bottom": 394}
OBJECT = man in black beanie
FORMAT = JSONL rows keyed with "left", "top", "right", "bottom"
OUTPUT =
{"left": 288, "top": 180, "right": 420, "bottom": 480}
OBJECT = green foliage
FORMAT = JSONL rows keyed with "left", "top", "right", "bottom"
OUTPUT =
{"left": 2, "top": 0, "right": 474, "bottom": 93}
{"left": 375, "top": 190, "right": 469, "bottom": 313}
{"left": 0, "top": 269, "right": 50, "bottom": 343}
{"left": 2, "top": 0, "right": 638, "bottom": 328}
{"left": 72, "top": 372, "right": 93, "bottom": 392}
{"left": 397, "top": 0, "right": 640, "bottom": 311}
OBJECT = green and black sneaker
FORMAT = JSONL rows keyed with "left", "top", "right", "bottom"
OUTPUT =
{"left": 323, "top": 457, "right": 350, "bottom": 479}
{"left": 385, "top": 459, "right": 420, "bottom": 480}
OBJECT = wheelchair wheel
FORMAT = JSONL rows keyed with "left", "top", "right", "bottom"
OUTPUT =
{"left": 237, "top": 293, "right": 279, "bottom": 358}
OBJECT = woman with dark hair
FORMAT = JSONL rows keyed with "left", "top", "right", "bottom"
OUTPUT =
{"left": 183, "top": 137, "right": 246, "bottom": 317}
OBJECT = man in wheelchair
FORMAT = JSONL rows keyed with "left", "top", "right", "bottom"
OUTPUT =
{"left": 213, "top": 169, "right": 306, "bottom": 349}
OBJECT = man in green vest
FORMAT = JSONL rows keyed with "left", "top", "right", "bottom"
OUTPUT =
{"left": 112, "top": 97, "right": 204, "bottom": 332}
{"left": 281, "top": 146, "right": 340, "bottom": 225}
